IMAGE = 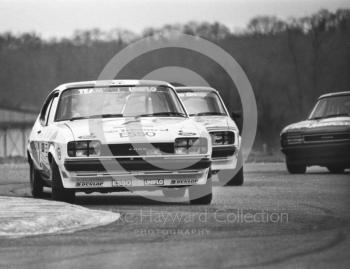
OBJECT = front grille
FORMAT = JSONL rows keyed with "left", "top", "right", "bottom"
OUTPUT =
{"left": 304, "top": 133, "right": 350, "bottom": 143}
{"left": 212, "top": 146, "right": 236, "bottom": 158}
{"left": 101, "top": 143, "right": 174, "bottom": 156}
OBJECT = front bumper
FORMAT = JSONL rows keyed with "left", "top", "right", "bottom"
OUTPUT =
{"left": 281, "top": 142, "right": 350, "bottom": 167}
{"left": 60, "top": 156, "right": 211, "bottom": 189}
{"left": 211, "top": 146, "right": 238, "bottom": 171}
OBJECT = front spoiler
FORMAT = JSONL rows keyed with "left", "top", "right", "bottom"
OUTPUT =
{"left": 61, "top": 168, "right": 210, "bottom": 189}
{"left": 211, "top": 156, "right": 237, "bottom": 171}
{"left": 211, "top": 146, "right": 238, "bottom": 171}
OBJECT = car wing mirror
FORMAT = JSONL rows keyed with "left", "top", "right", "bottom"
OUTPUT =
{"left": 39, "top": 116, "right": 45, "bottom": 126}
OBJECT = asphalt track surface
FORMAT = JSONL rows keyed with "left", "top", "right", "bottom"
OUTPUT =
{"left": 0, "top": 163, "right": 349, "bottom": 269}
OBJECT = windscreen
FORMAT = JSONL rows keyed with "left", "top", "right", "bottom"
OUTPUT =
{"left": 55, "top": 86, "right": 186, "bottom": 121}
{"left": 177, "top": 91, "right": 227, "bottom": 116}
{"left": 309, "top": 95, "right": 350, "bottom": 119}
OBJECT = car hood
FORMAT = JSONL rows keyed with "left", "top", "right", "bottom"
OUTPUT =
{"left": 282, "top": 117, "right": 350, "bottom": 134}
{"left": 63, "top": 117, "right": 204, "bottom": 143}
{"left": 191, "top": 116, "right": 235, "bottom": 131}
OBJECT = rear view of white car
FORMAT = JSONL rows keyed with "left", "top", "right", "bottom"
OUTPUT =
{"left": 176, "top": 86, "right": 243, "bottom": 186}
{"left": 27, "top": 80, "right": 213, "bottom": 204}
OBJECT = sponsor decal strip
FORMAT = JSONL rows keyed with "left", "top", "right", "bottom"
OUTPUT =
{"left": 74, "top": 177, "right": 200, "bottom": 188}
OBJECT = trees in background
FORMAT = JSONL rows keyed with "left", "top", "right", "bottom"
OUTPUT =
{"left": 0, "top": 9, "right": 349, "bottom": 151}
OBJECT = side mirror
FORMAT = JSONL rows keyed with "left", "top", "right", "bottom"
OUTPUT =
{"left": 39, "top": 117, "right": 45, "bottom": 126}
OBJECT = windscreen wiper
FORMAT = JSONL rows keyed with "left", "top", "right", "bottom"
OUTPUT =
{"left": 98, "top": 114, "right": 123, "bottom": 118}
{"left": 69, "top": 114, "right": 123, "bottom": 121}
{"left": 69, "top": 116, "right": 91, "bottom": 121}
{"left": 137, "top": 112, "right": 186, "bottom": 117}
{"left": 190, "top": 112, "right": 226, "bottom": 116}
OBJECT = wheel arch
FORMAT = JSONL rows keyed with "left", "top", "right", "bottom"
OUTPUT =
{"left": 27, "top": 150, "right": 32, "bottom": 164}
{"left": 48, "top": 143, "right": 60, "bottom": 166}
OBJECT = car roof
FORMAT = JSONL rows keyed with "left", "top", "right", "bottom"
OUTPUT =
{"left": 54, "top": 80, "right": 173, "bottom": 93}
{"left": 174, "top": 86, "right": 218, "bottom": 93}
{"left": 318, "top": 91, "right": 350, "bottom": 99}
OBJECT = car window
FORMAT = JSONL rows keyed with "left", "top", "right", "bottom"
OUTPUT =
{"left": 47, "top": 95, "right": 59, "bottom": 124}
{"left": 123, "top": 94, "right": 149, "bottom": 116}
{"left": 309, "top": 95, "right": 350, "bottom": 119}
{"left": 177, "top": 91, "right": 227, "bottom": 116}
{"left": 40, "top": 95, "right": 54, "bottom": 125}
{"left": 55, "top": 86, "right": 185, "bottom": 121}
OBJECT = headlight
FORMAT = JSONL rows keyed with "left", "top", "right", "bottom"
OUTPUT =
{"left": 282, "top": 134, "right": 303, "bottom": 146}
{"left": 67, "top": 140, "right": 101, "bottom": 157}
{"left": 174, "top": 138, "right": 207, "bottom": 154}
{"left": 210, "top": 131, "right": 235, "bottom": 145}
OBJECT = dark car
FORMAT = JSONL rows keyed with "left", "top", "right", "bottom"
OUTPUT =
{"left": 281, "top": 91, "right": 350, "bottom": 174}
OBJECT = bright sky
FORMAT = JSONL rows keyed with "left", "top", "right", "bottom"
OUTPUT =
{"left": 1, "top": 0, "right": 349, "bottom": 38}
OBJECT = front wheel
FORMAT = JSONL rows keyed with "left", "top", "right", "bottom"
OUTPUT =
{"left": 51, "top": 161, "right": 75, "bottom": 203}
{"left": 29, "top": 162, "right": 44, "bottom": 198}
{"left": 189, "top": 176, "right": 212, "bottom": 205}
{"left": 286, "top": 162, "right": 306, "bottom": 174}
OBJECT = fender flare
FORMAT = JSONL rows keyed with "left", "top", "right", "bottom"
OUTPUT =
{"left": 27, "top": 147, "right": 41, "bottom": 171}
{"left": 48, "top": 143, "right": 60, "bottom": 166}
{"left": 238, "top": 135, "right": 242, "bottom": 150}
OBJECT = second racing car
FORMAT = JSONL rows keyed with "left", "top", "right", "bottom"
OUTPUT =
{"left": 175, "top": 86, "right": 244, "bottom": 186}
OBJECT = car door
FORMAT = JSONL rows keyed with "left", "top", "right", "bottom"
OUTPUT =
{"left": 35, "top": 92, "right": 59, "bottom": 174}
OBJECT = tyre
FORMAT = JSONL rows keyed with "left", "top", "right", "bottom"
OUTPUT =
{"left": 189, "top": 175, "right": 212, "bottom": 205}
{"left": 286, "top": 162, "right": 306, "bottom": 174}
{"left": 219, "top": 167, "right": 244, "bottom": 186}
{"left": 51, "top": 161, "right": 75, "bottom": 203}
{"left": 29, "top": 162, "right": 44, "bottom": 198}
{"left": 327, "top": 166, "right": 345, "bottom": 174}
{"left": 162, "top": 188, "right": 186, "bottom": 198}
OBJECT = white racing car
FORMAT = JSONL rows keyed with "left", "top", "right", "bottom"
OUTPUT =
{"left": 175, "top": 86, "right": 244, "bottom": 186}
{"left": 27, "top": 80, "right": 213, "bottom": 204}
